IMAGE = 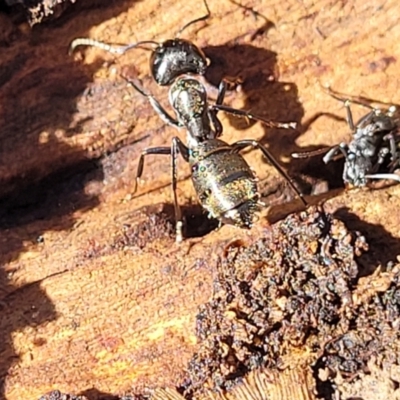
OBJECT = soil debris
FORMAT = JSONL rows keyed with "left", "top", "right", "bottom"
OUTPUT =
{"left": 5, "top": 0, "right": 76, "bottom": 25}
{"left": 111, "top": 203, "right": 175, "bottom": 251}
{"left": 38, "top": 390, "right": 88, "bottom": 400}
{"left": 182, "top": 206, "right": 400, "bottom": 399}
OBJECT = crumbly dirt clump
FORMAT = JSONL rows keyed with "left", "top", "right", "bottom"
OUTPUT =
{"left": 183, "top": 206, "right": 400, "bottom": 400}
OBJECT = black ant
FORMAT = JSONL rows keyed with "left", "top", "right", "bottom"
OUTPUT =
{"left": 125, "top": 75, "right": 306, "bottom": 242}
{"left": 292, "top": 86, "right": 400, "bottom": 188}
{"left": 70, "top": 1, "right": 305, "bottom": 240}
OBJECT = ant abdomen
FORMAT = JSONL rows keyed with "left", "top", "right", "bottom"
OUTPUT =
{"left": 189, "top": 139, "right": 260, "bottom": 228}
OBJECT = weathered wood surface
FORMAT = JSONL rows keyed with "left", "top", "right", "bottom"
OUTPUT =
{"left": 1, "top": 0, "right": 400, "bottom": 398}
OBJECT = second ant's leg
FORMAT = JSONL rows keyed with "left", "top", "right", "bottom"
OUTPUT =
{"left": 291, "top": 146, "right": 332, "bottom": 159}
{"left": 384, "top": 132, "right": 400, "bottom": 171}
{"left": 364, "top": 172, "right": 400, "bottom": 183}
{"left": 210, "top": 104, "right": 297, "bottom": 129}
{"left": 133, "top": 147, "right": 171, "bottom": 194}
{"left": 374, "top": 145, "right": 390, "bottom": 169}
{"left": 322, "top": 143, "right": 348, "bottom": 164}
{"left": 171, "top": 137, "right": 190, "bottom": 242}
{"left": 231, "top": 139, "right": 307, "bottom": 206}
{"left": 343, "top": 100, "right": 355, "bottom": 131}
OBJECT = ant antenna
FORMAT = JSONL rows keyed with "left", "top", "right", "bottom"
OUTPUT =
{"left": 69, "top": 38, "right": 158, "bottom": 56}
{"left": 318, "top": 83, "right": 398, "bottom": 112}
{"left": 175, "top": 0, "right": 211, "bottom": 37}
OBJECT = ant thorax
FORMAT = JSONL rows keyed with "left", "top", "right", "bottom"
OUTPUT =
{"left": 169, "top": 76, "right": 214, "bottom": 141}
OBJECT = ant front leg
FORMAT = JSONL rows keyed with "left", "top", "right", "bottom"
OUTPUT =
{"left": 322, "top": 143, "right": 348, "bottom": 164}
{"left": 231, "top": 139, "right": 307, "bottom": 206}
{"left": 372, "top": 144, "right": 392, "bottom": 172}
{"left": 291, "top": 146, "right": 332, "bottom": 159}
{"left": 124, "top": 77, "right": 183, "bottom": 129}
{"left": 208, "top": 78, "right": 244, "bottom": 137}
{"left": 343, "top": 100, "right": 356, "bottom": 131}
{"left": 210, "top": 104, "right": 297, "bottom": 130}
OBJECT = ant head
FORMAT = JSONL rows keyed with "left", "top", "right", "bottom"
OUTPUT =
{"left": 150, "top": 39, "right": 208, "bottom": 86}
{"left": 356, "top": 109, "right": 397, "bottom": 135}
{"left": 372, "top": 114, "right": 397, "bottom": 133}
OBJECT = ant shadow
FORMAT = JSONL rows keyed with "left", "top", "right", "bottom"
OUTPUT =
{"left": 333, "top": 207, "right": 400, "bottom": 276}
{"left": 203, "top": 43, "right": 346, "bottom": 197}
{"left": 182, "top": 204, "right": 219, "bottom": 239}
{"left": 0, "top": 1, "right": 144, "bottom": 398}
{"left": 0, "top": 272, "right": 58, "bottom": 400}
{"left": 0, "top": 0, "right": 144, "bottom": 253}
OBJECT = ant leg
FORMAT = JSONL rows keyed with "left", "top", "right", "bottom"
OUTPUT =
{"left": 123, "top": 77, "right": 182, "bottom": 128}
{"left": 133, "top": 147, "right": 171, "bottom": 195}
{"left": 383, "top": 132, "right": 398, "bottom": 161}
{"left": 171, "top": 137, "right": 190, "bottom": 242}
{"left": 175, "top": 0, "right": 211, "bottom": 37}
{"left": 215, "top": 79, "right": 228, "bottom": 105}
{"left": 383, "top": 132, "right": 400, "bottom": 171}
{"left": 133, "top": 139, "right": 189, "bottom": 242}
{"left": 210, "top": 104, "right": 297, "bottom": 129}
{"left": 292, "top": 143, "right": 348, "bottom": 162}
{"left": 376, "top": 147, "right": 390, "bottom": 167}
{"left": 343, "top": 100, "right": 355, "bottom": 131}
{"left": 291, "top": 147, "right": 332, "bottom": 159}
{"left": 323, "top": 143, "right": 348, "bottom": 164}
{"left": 364, "top": 173, "right": 400, "bottom": 182}
{"left": 208, "top": 79, "right": 229, "bottom": 137}
{"left": 231, "top": 139, "right": 307, "bottom": 206}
